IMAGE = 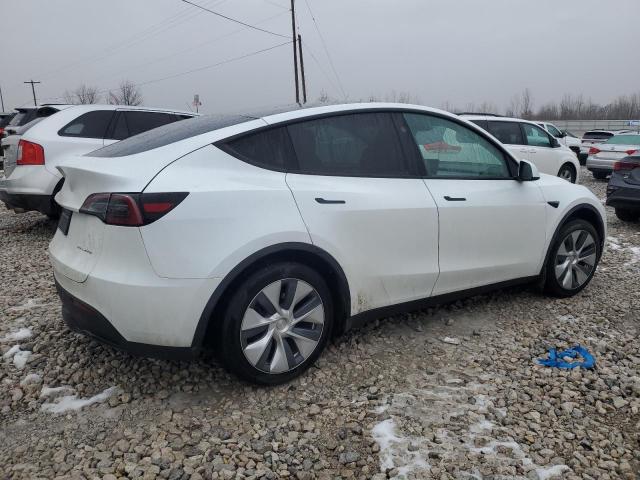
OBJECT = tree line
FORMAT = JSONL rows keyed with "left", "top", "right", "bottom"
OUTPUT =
{"left": 320, "top": 89, "right": 640, "bottom": 121}
{"left": 63, "top": 80, "right": 143, "bottom": 106}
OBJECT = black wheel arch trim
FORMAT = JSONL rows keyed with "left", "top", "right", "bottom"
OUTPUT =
{"left": 191, "top": 242, "right": 351, "bottom": 348}
{"left": 541, "top": 203, "right": 605, "bottom": 275}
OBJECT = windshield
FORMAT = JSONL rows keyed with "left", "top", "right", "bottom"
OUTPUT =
{"left": 605, "top": 135, "right": 640, "bottom": 146}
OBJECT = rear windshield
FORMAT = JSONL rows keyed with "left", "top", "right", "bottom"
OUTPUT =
{"left": 88, "top": 114, "right": 255, "bottom": 157}
{"left": 605, "top": 135, "right": 640, "bottom": 145}
{"left": 8, "top": 111, "right": 34, "bottom": 127}
{"left": 583, "top": 131, "right": 613, "bottom": 140}
{"left": 0, "top": 115, "right": 15, "bottom": 128}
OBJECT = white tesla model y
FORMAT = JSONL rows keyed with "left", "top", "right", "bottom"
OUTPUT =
{"left": 49, "top": 103, "right": 606, "bottom": 384}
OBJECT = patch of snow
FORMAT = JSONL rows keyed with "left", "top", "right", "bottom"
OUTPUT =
{"left": 372, "top": 419, "right": 400, "bottom": 470}
{"left": 3, "top": 345, "right": 20, "bottom": 358}
{"left": 536, "top": 464, "right": 570, "bottom": 480}
{"left": 373, "top": 404, "right": 389, "bottom": 414}
{"left": 8, "top": 299, "right": 45, "bottom": 312}
{"left": 469, "top": 420, "right": 494, "bottom": 434}
{"left": 20, "top": 373, "right": 42, "bottom": 386}
{"left": 626, "top": 246, "right": 640, "bottom": 265}
{"left": 41, "top": 386, "right": 120, "bottom": 413}
{"left": 3, "top": 345, "right": 31, "bottom": 369}
{"left": 2, "top": 327, "right": 32, "bottom": 342}
{"left": 40, "top": 385, "right": 75, "bottom": 398}
{"left": 13, "top": 350, "right": 31, "bottom": 369}
{"left": 557, "top": 314, "right": 577, "bottom": 323}
{"left": 371, "top": 418, "right": 430, "bottom": 476}
{"left": 442, "top": 336, "right": 461, "bottom": 345}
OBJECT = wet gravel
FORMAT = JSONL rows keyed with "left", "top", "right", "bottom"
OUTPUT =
{"left": 1, "top": 168, "right": 638, "bottom": 479}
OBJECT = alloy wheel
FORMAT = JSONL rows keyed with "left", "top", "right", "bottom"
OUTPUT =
{"left": 554, "top": 230, "right": 597, "bottom": 290}
{"left": 240, "top": 278, "right": 325, "bottom": 374}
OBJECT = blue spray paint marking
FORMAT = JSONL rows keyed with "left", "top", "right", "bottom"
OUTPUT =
{"left": 537, "top": 345, "right": 595, "bottom": 369}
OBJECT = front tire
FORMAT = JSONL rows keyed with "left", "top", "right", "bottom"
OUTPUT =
{"left": 557, "top": 163, "right": 577, "bottom": 183}
{"left": 615, "top": 208, "right": 640, "bottom": 222}
{"left": 544, "top": 219, "right": 601, "bottom": 297}
{"left": 218, "top": 261, "right": 334, "bottom": 385}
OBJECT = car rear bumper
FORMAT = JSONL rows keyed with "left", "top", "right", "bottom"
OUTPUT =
{"left": 0, "top": 165, "right": 61, "bottom": 214}
{"left": 586, "top": 157, "right": 615, "bottom": 172}
{"left": 55, "top": 279, "right": 198, "bottom": 360}
{"left": 0, "top": 190, "right": 55, "bottom": 215}
{"left": 50, "top": 223, "right": 222, "bottom": 351}
{"left": 606, "top": 186, "right": 640, "bottom": 210}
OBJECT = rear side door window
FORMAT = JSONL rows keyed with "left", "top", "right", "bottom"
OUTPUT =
{"left": 58, "top": 110, "right": 115, "bottom": 138}
{"left": 286, "top": 112, "right": 411, "bottom": 177}
{"left": 403, "top": 113, "right": 512, "bottom": 178}
{"left": 522, "top": 123, "right": 553, "bottom": 148}
{"left": 486, "top": 121, "right": 525, "bottom": 146}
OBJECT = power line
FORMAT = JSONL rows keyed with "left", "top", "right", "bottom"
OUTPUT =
{"left": 301, "top": 40, "right": 341, "bottom": 98}
{"left": 35, "top": 41, "right": 292, "bottom": 105}
{"left": 181, "top": 0, "right": 289, "bottom": 38}
{"left": 13, "top": 0, "right": 225, "bottom": 87}
{"left": 133, "top": 41, "right": 291, "bottom": 87}
{"left": 303, "top": 0, "right": 346, "bottom": 99}
{"left": 91, "top": 10, "right": 288, "bottom": 87}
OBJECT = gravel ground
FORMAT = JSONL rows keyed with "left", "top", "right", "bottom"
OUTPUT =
{"left": 1, "top": 168, "right": 638, "bottom": 480}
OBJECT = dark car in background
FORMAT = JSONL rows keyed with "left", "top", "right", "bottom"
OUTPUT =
{"left": 606, "top": 154, "right": 640, "bottom": 221}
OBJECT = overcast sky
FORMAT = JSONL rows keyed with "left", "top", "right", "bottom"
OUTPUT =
{"left": 2, "top": 0, "right": 639, "bottom": 114}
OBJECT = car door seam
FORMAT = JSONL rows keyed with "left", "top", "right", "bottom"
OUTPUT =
{"left": 421, "top": 179, "right": 441, "bottom": 297}
{"left": 284, "top": 173, "right": 313, "bottom": 245}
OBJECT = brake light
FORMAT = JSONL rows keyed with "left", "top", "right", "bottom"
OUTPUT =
{"left": 588, "top": 147, "right": 600, "bottom": 155}
{"left": 80, "top": 192, "right": 188, "bottom": 226}
{"left": 613, "top": 160, "right": 640, "bottom": 171}
{"left": 17, "top": 140, "right": 45, "bottom": 165}
{"left": 625, "top": 149, "right": 638, "bottom": 156}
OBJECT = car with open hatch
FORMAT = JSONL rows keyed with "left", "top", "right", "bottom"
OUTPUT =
{"left": 49, "top": 103, "right": 606, "bottom": 384}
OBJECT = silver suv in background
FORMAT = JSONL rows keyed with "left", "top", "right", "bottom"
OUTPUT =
{"left": 0, "top": 105, "right": 196, "bottom": 217}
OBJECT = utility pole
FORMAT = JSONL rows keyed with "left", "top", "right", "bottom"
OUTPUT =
{"left": 24, "top": 80, "right": 41, "bottom": 106}
{"left": 290, "top": 0, "right": 300, "bottom": 105}
{"left": 297, "top": 34, "right": 307, "bottom": 104}
{"left": 0, "top": 85, "right": 5, "bottom": 112}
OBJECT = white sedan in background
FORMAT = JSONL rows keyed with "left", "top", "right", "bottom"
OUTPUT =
{"left": 49, "top": 103, "right": 605, "bottom": 384}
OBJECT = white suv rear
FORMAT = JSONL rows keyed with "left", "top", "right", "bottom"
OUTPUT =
{"left": 462, "top": 115, "right": 581, "bottom": 183}
{"left": 0, "top": 105, "right": 195, "bottom": 217}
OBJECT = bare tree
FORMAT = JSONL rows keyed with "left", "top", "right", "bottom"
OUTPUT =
{"left": 108, "top": 80, "right": 143, "bottom": 106}
{"left": 317, "top": 90, "right": 330, "bottom": 103}
{"left": 63, "top": 84, "right": 100, "bottom": 104}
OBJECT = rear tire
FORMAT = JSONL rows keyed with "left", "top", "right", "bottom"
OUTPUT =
{"left": 557, "top": 164, "right": 577, "bottom": 183}
{"left": 544, "top": 219, "right": 601, "bottom": 298}
{"left": 615, "top": 208, "right": 640, "bottom": 222}
{"left": 218, "top": 261, "right": 334, "bottom": 385}
{"left": 592, "top": 171, "right": 608, "bottom": 180}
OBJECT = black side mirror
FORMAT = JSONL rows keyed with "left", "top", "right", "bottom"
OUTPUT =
{"left": 518, "top": 160, "right": 540, "bottom": 181}
{"left": 551, "top": 137, "right": 561, "bottom": 148}
{"left": 558, "top": 131, "right": 567, "bottom": 138}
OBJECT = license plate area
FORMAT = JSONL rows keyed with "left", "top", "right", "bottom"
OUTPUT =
{"left": 58, "top": 208, "right": 72, "bottom": 235}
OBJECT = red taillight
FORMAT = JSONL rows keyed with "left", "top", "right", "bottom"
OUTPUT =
{"left": 17, "top": 140, "right": 45, "bottom": 165}
{"left": 613, "top": 160, "right": 640, "bottom": 171}
{"left": 588, "top": 147, "right": 600, "bottom": 155}
{"left": 80, "top": 192, "right": 188, "bottom": 226}
{"left": 625, "top": 149, "right": 638, "bottom": 156}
